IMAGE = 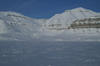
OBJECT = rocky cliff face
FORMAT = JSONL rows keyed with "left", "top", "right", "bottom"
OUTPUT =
{"left": 69, "top": 17, "right": 100, "bottom": 29}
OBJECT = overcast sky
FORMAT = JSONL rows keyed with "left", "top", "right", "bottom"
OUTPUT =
{"left": 0, "top": 0, "right": 100, "bottom": 19}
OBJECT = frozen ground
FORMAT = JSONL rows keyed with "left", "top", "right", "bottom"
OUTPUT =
{"left": 0, "top": 41, "right": 100, "bottom": 66}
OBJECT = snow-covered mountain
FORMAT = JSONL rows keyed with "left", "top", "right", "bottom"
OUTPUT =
{"left": 0, "top": 11, "right": 41, "bottom": 33}
{"left": 41, "top": 7, "right": 100, "bottom": 31}
{"left": 0, "top": 7, "right": 100, "bottom": 41}
{"left": 0, "top": 11, "right": 43, "bottom": 41}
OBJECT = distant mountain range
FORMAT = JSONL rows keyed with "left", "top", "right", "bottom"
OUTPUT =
{"left": 0, "top": 7, "right": 100, "bottom": 41}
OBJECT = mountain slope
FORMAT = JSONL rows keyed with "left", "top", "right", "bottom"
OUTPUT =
{"left": 0, "top": 11, "right": 42, "bottom": 41}
{"left": 0, "top": 11, "right": 40, "bottom": 33}
{"left": 0, "top": 20, "right": 7, "bottom": 33}
{"left": 43, "top": 7, "right": 100, "bottom": 30}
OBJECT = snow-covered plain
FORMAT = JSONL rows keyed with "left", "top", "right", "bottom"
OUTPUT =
{"left": 0, "top": 41, "right": 100, "bottom": 66}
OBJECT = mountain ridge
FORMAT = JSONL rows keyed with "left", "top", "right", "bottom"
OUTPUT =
{"left": 42, "top": 7, "right": 100, "bottom": 31}
{"left": 0, "top": 7, "right": 100, "bottom": 41}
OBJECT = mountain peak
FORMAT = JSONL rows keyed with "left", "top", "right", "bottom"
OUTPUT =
{"left": 74, "top": 7, "right": 86, "bottom": 10}
{"left": 72, "top": 7, "right": 89, "bottom": 11}
{"left": 0, "top": 11, "right": 24, "bottom": 17}
{"left": 65, "top": 7, "right": 90, "bottom": 12}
